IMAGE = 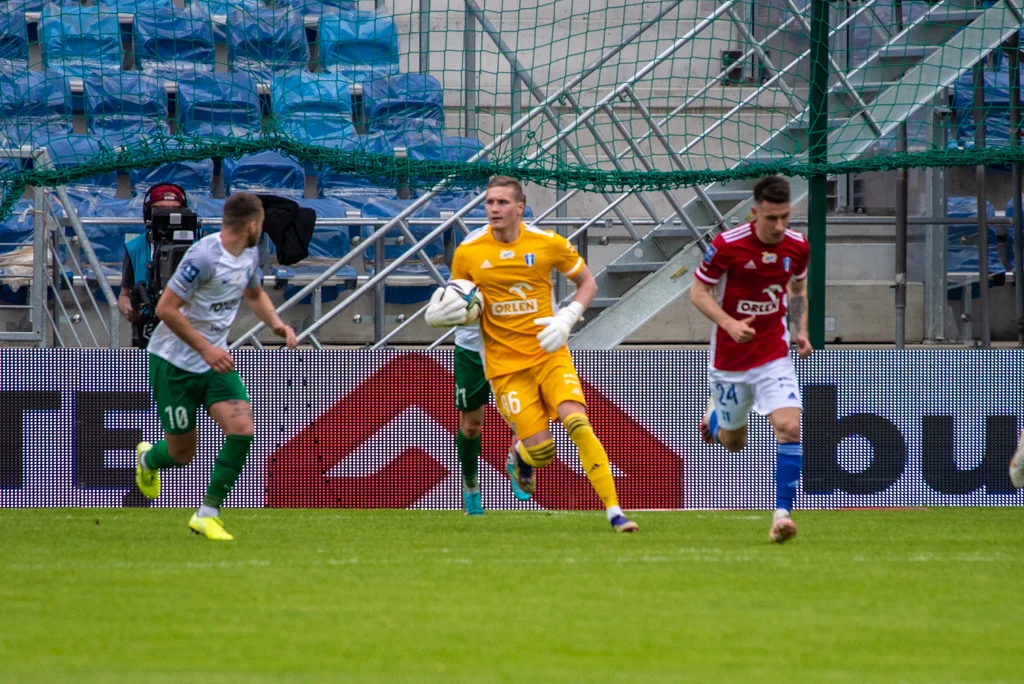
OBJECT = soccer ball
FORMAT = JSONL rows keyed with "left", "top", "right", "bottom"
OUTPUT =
{"left": 441, "top": 279, "right": 484, "bottom": 324}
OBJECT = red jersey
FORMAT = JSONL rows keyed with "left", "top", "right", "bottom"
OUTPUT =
{"left": 695, "top": 223, "right": 809, "bottom": 372}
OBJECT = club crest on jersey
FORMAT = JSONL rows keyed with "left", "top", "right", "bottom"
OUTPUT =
{"left": 783, "top": 256, "right": 792, "bottom": 272}
{"left": 762, "top": 252, "right": 778, "bottom": 264}
{"left": 525, "top": 253, "right": 536, "bottom": 266}
{"left": 500, "top": 250, "right": 515, "bottom": 259}
{"left": 703, "top": 245, "right": 717, "bottom": 264}
{"left": 179, "top": 261, "right": 200, "bottom": 283}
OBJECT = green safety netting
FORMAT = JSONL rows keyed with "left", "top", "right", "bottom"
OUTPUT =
{"left": 1, "top": 0, "right": 1023, "bottom": 220}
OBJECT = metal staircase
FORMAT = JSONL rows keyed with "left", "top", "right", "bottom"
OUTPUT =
{"left": 570, "top": 0, "right": 1023, "bottom": 349}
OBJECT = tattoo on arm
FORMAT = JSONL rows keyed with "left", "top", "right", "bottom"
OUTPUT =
{"left": 789, "top": 295, "right": 806, "bottom": 334}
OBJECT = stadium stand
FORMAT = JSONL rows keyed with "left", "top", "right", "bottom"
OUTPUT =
{"left": 227, "top": 5, "right": 309, "bottom": 83}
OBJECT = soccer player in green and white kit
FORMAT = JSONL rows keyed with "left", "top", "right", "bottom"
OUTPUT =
{"left": 134, "top": 193, "right": 297, "bottom": 540}
{"left": 448, "top": 321, "right": 531, "bottom": 514}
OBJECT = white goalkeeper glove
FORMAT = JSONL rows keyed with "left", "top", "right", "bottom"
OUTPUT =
{"left": 534, "top": 301, "right": 585, "bottom": 353}
{"left": 425, "top": 287, "right": 469, "bottom": 328}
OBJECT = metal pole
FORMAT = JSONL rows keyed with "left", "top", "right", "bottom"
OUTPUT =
{"left": 1010, "top": 32, "right": 1024, "bottom": 345}
{"left": 807, "top": 0, "right": 829, "bottom": 349}
{"left": 418, "top": 0, "right": 430, "bottom": 74}
{"left": 974, "top": 61, "right": 991, "bottom": 348}
{"left": 463, "top": 9, "right": 476, "bottom": 137}
{"left": 556, "top": 142, "right": 567, "bottom": 305}
{"left": 510, "top": 74, "right": 522, "bottom": 162}
{"left": 924, "top": 104, "right": 948, "bottom": 343}
{"left": 895, "top": 123, "right": 907, "bottom": 348}
{"left": 31, "top": 185, "right": 46, "bottom": 347}
{"left": 894, "top": 1, "right": 906, "bottom": 349}
{"left": 374, "top": 232, "right": 386, "bottom": 344}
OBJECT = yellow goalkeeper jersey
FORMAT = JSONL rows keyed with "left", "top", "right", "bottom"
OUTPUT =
{"left": 451, "top": 223, "right": 585, "bottom": 379}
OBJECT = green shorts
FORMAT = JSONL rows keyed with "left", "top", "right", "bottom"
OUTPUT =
{"left": 454, "top": 345, "right": 490, "bottom": 413}
{"left": 149, "top": 353, "right": 251, "bottom": 434}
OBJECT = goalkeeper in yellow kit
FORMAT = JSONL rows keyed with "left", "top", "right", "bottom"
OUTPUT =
{"left": 426, "top": 176, "right": 638, "bottom": 532}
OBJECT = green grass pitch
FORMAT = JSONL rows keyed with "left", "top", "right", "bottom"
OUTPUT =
{"left": 0, "top": 508, "right": 1018, "bottom": 683}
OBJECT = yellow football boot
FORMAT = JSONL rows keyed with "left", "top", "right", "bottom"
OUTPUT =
{"left": 135, "top": 441, "right": 160, "bottom": 500}
{"left": 188, "top": 513, "right": 235, "bottom": 541}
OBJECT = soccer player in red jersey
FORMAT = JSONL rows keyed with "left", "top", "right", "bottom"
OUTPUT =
{"left": 690, "top": 176, "right": 812, "bottom": 543}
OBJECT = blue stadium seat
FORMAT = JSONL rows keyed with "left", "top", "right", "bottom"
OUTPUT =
{"left": 1002, "top": 197, "right": 1020, "bottom": 270}
{"left": 0, "top": 69, "right": 73, "bottom": 145}
{"left": 84, "top": 74, "right": 169, "bottom": 145}
{"left": 194, "top": 196, "right": 225, "bottom": 218}
{"left": 131, "top": 158, "right": 214, "bottom": 194}
{"left": 947, "top": 196, "right": 1003, "bottom": 277}
{"left": 0, "top": 9, "right": 30, "bottom": 63}
{"left": 953, "top": 65, "right": 1022, "bottom": 150}
{"left": 272, "top": 70, "right": 354, "bottom": 141}
{"left": 40, "top": 3, "right": 122, "bottom": 78}
{"left": 134, "top": 6, "right": 216, "bottom": 80}
{"left": 389, "top": 130, "right": 485, "bottom": 185}
{"left": 97, "top": 0, "right": 172, "bottom": 12}
{"left": 287, "top": 0, "right": 355, "bottom": 17}
{"left": 176, "top": 73, "right": 262, "bottom": 138}
{"left": 318, "top": 171, "right": 395, "bottom": 208}
{"left": 193, "top": 0, "right": 262, "bottom": 18}
{"left": 228, "top": 6, "right": 309, "bottom": 82}
{"left": 364, "top": 74, "right": 444, "bottom": 134}
{"left": 317, "top": 9, "right": 399, "bottom": 83}
{"left": 45, "top": 133, "right": 117, "bottom": 188}
{"left": 225, "top": 151, "right": 306, "bottom": 196}
{"left": 360, "top": 196, "right": 447, "bottom": 304}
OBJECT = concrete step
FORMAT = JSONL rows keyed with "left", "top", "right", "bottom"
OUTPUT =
{"left": 606, "top": 261, "right": 666, "bottom": 274}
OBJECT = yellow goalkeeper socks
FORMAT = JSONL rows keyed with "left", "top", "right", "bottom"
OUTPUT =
{"left": 564, "top": 412, "right": 619, "bottom": 510}
{"left": 517, "top": 439, "right": 556, "bottom": 468}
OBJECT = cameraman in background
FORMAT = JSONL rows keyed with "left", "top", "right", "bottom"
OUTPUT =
{"left": 117, "top": 184, "right": 189, "bottom": 325}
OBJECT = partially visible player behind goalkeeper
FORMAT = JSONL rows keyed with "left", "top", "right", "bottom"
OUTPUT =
{"left": 421, "top": 310, "right": 532, "bottom": 515}
{"left": 428, "top": 176, "right": 638, "bottom": 532}
{"left": 134, "top": 193, "right": 297, "bottom": 540}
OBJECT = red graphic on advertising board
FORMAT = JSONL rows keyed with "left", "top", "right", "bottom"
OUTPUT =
{"left": 265, "top": 353, "right": 684, "bottom": 509}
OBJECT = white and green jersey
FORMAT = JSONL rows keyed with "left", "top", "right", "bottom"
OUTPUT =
{"left": 454, "top": 321, "right": 481, "bottom": 354}
{"left": 147, "top": 233, "right": 261, "bottom": 373}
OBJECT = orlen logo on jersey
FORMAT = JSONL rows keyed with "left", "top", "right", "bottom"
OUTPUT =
{"left": 491, "top": 282, "right": 538, "bottom": 316}
{"left": 736, "top": 284, "right": 784, "bottom": 316}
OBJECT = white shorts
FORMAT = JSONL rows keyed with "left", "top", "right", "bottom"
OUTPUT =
{"left": 707, "top": 356, "right": 802, "bottom": 431}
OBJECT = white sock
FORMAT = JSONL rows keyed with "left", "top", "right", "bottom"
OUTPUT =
{"left": 774, "top": 508, "right": 791, "bottom": 521}
{"left": 606, "top": 505, "right": 624, "bottom": 521}
{"left": 197, "top": 505, "right": 219, "bottom": 519}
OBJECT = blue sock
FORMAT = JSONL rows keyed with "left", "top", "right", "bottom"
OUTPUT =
{"left": 776, "top": 442, "right": 802, "bottom": 512}
{"left": 707, "top": 409, "right": 720, "bottom": 443}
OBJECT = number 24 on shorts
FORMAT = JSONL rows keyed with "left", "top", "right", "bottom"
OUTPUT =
{"left": 715, "top": 383, "right": 738, "bottom": 405}
{"left": 499, "top": 391, "right": 521, "bottom": 415}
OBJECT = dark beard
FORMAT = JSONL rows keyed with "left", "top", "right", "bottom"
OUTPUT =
{"left": 247, "top": 233, "right": 259, "bottom": 248}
